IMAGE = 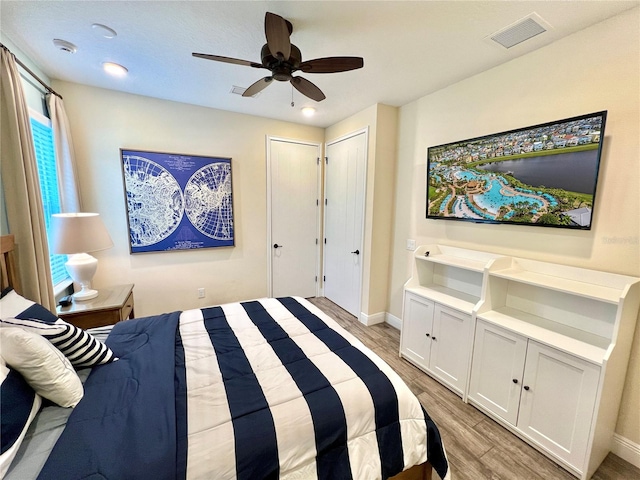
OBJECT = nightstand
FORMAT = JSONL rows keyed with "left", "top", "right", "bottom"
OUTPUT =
{"left": 57, "top": 284, "right": 135, "bottom": 329}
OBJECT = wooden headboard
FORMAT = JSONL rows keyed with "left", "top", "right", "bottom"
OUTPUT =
{"left": 1, "top": 234, "right": 21, "bottom": 294}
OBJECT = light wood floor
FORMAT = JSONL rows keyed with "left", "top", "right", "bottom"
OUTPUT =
{"left": 307, "top": 297, "right": 640, "bottom": 480}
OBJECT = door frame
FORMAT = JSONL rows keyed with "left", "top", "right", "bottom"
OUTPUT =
{"left": 322, "top": 127, "right": 369, "bottom": 318}
{"left": 266, "top": 136, "right": 322, "bottom": 298}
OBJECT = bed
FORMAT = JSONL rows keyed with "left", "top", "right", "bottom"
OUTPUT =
{"left": 1, "top": 234, "right": 449, "bottom": 480}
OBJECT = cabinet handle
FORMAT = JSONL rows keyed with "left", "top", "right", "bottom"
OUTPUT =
{"left": 432, "top": 336, "right": 437, "bottom": 341}
{"left": 273, "top": 244, "right": 283, "bottom": 249}
{"left": 523, "top": 385, "right": 530, "bottom": 391}
{"left": 512, "top": 379, "right": 519, "bottom": 384}
{"left": 425, "top": 333, "right": 430, "bottom": 337}
{"left": 351, "top": 249, "right": 360, "bottom": 255}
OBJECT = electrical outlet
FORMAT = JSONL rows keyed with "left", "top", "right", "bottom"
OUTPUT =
{"left": 406, "top": 239, "right": 416, "bottom": 251}
{"left": 197, "top": 288, "right": 205, "bottom": 299}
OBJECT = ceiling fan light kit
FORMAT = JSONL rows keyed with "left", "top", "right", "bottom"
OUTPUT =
{"left": 193, "top": 12, "right": 364, "bottom": 103}
{"left": 102, "top": 62, "right": 128, "bottom": 77}
{"left": 301, "top": 106, "right": 316, "bottom": 117}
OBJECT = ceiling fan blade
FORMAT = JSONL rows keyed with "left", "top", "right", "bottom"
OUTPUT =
{"left": 291, "top": 76, "right": 326, "bottom": 102}
{"left": 298, "top": 57, "right": 364, "bottom": 74}
{"left": 192, "top": 53, "right": 264, "bottom": 69}
{"left": 243, "top": 77, "right": 274, "bottom": 97}
{"left": 265, "top": 12, "right": 291, "bottom": 61}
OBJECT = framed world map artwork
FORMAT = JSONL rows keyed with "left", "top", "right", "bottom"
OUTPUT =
{"left": 120, "top": 149, "right": 234, "bottom": 253}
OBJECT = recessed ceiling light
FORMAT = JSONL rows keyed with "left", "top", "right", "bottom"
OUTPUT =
{"left": 102, "top": 62, "right": 128, "bottom": 77}
{"left": 92, "top": 23, "right": 117, "bottom": 39}
{"left": 301, "top": 107, "right": 316, "bottom": 117}
{"left": 53, "top": 39, "right": 77, "bottom": 54}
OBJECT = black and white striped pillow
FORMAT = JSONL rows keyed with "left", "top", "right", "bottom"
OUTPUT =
{"left": 0, "top": 289, "right": 117, "bottom": 369}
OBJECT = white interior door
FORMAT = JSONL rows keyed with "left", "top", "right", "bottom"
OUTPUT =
{"left": 268, "top": 138, "right": 320, "bottom": 298}
{"left": 323, "top": 130, "right": 367, "bottom": 317}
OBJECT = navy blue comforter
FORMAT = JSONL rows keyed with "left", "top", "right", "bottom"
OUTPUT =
{"left": 37, "top": 299, "right": 448, "bottom": 480}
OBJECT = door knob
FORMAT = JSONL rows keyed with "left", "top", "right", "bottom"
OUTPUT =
{"left": 273, "top": 244, "right": 283, "bottom": 249}
{"left": 351, "top": 249, "right": 360, "bottom": 255}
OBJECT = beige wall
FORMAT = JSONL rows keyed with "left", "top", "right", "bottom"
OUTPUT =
{"left": 388, "top": 8, "right": 640, "bottom": 443}
{"left": 53, "top": 81, "right": 324, "bottom": 317}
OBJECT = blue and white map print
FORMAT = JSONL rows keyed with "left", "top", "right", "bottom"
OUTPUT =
{"left": 121, "top": 150, "right": 234, "bottom": 253}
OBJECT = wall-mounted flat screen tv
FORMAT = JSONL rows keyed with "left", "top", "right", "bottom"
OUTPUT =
{"left": 426, "top": 111, "right": 607, "bottom": 230}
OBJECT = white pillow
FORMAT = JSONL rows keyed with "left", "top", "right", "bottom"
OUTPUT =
{"left": 0, "top": 357, "right": 42, "bottom": 478}
{"left": 0, "top": 326, "right": 83, "bottom": 408}
{"left": 0, "top": 288, "right": 118, "bottom": 368}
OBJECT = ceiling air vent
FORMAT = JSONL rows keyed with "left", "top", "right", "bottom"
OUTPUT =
{"left": 488, "top": 13, "right": 551, "bottom": 49}
{"left": 230, "top": 85, "right": 261, "bottom": 98}
{"left": 230, "top": 85, "right": 247, "bottom": 95}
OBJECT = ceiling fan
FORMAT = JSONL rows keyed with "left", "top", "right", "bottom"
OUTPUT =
{"left": 192, "top": 12, "right": 364, "bottom": 102}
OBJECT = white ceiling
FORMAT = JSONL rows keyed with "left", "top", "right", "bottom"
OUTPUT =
{"left": 1, "top": 1, "right": 638, "bottom": 128}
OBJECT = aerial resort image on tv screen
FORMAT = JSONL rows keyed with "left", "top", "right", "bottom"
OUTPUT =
{"left": 426, "top": 111, "right": 607, "bottom": 230}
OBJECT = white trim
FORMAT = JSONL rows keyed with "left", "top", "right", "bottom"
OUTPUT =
{"left": 612, "top": 434, "right": 640, "bottom": 469}
{"left": 266, "top": 136, "right": 322, "bottom": 298}
{"left": 53, "top": 278, "right": 73, "bottom": 297}
{"left": 325, "top": 126, "right": 369, "bottom": 147}
{"left": 385, "top": 312, "right": 402, "bottom": 330}
{"left": 359, "top": 311, "right": 385, "bottom": 326}
{"left": 28, "top": 107, "right": 51, "bottom": 126}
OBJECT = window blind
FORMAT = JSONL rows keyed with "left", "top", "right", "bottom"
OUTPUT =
{"left": 30, "top": 113, "right": 68, "bottom": 286}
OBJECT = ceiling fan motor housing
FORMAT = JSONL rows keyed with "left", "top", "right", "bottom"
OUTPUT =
{"left": 261, "top": 43, "right": 302, "bottom": 81}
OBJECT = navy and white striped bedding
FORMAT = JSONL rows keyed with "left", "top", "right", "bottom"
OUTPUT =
{"left": 37, "top": 297, "right": 449, "bottom": 480}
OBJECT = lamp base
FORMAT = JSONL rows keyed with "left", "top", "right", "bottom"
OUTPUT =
{"left": 72, "top": 288, "right": 98, "bottom": 301}
{"left": 65, "top": 253, "right": 99, "bottom": 302}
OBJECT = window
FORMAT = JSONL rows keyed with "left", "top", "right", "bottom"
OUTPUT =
{"left": 29, "top": 109, "right": 68, "bottom": 287}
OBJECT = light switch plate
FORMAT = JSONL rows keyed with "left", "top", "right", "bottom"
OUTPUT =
{"left": 406, "top": 239, "right": 416, "bottom": 251}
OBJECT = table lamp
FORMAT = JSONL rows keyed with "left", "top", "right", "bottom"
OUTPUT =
{"left": 50, "top": 213, "right": 114, "bottom": 301}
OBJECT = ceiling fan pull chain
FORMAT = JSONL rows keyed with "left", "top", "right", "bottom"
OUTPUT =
{"left": 291, "top": 85, "right": 294, "bottom": 107}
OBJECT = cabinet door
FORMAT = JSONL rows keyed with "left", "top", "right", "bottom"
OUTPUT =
{"left": 400, "top": 292, "right": 434, "bottom": 369}
{"left": 429, "top": 305, "right": 471, "bottom": 396}
{"left": 517, "top": 341, "right": 600, "bottom": 471}
{"left": 469, "top": 320, "right": 527, "bottom": 425}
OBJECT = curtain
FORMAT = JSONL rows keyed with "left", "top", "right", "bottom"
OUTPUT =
{"left": 46, "top": 93, "right": 82, "bottom": 212}
{"left": 0, "top": 46, "right": 56, "bottom": 311}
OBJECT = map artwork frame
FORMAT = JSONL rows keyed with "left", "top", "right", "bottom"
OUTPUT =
{"left": 120, "top": 149, "right": 234, "bottom": 253}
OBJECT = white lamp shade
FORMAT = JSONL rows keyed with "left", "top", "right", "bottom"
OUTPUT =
{"left": 50, "top": 213, "right": 113, "bottom": 254}
{"left": 50, "top": 213, "right": 113, "bottom": 301}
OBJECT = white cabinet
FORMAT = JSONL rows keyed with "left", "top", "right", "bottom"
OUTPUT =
{"left": 517, "top": 340, "right": 600, "bottom": 470}
{"left": 402, "top": 291, "right": 472, "bottom": 395}
{"left": 401, "top": 245, "right": 640, "bottom": 479}
{"left": 471, "top": 257, "right": 640, "bottom": 479}
{"left": 400, "top": 245, "right": 504, "bottom": 398}
{"left": 430, "top": 305, "right": 472, "bottom": 395}
{"left": 469, "top": 320, "right": 600, "bottom": 471}
{"left": 401, "top": 292, "right": 433, "bottom": 369}
{"left": 469, "top": 320, "right": 527, "bottom": 425}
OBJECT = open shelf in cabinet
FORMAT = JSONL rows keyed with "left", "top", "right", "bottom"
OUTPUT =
{"left": 481, "top": 258, "right": 637, "bottom": 356}
{"left": 405, "top": 284, "right": 479, "bottom": 313}
{"left": 477, "top": 307, "right": 609, "bottom": 364}
{"left": 408, "top": 245, "right": 505, "bottom": 314}
{"left": 490, "top": 268, "right": 623, "bottom": 304}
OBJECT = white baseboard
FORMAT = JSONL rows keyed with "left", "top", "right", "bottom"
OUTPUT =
{"left": 385, "top": 312, "right": 402, "bottom": 330}
{"left": 612, "top": 433, "right": 640, "bottom": 469}
{"left": 359, "top": 311, "right": 386, "bottom": 326}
